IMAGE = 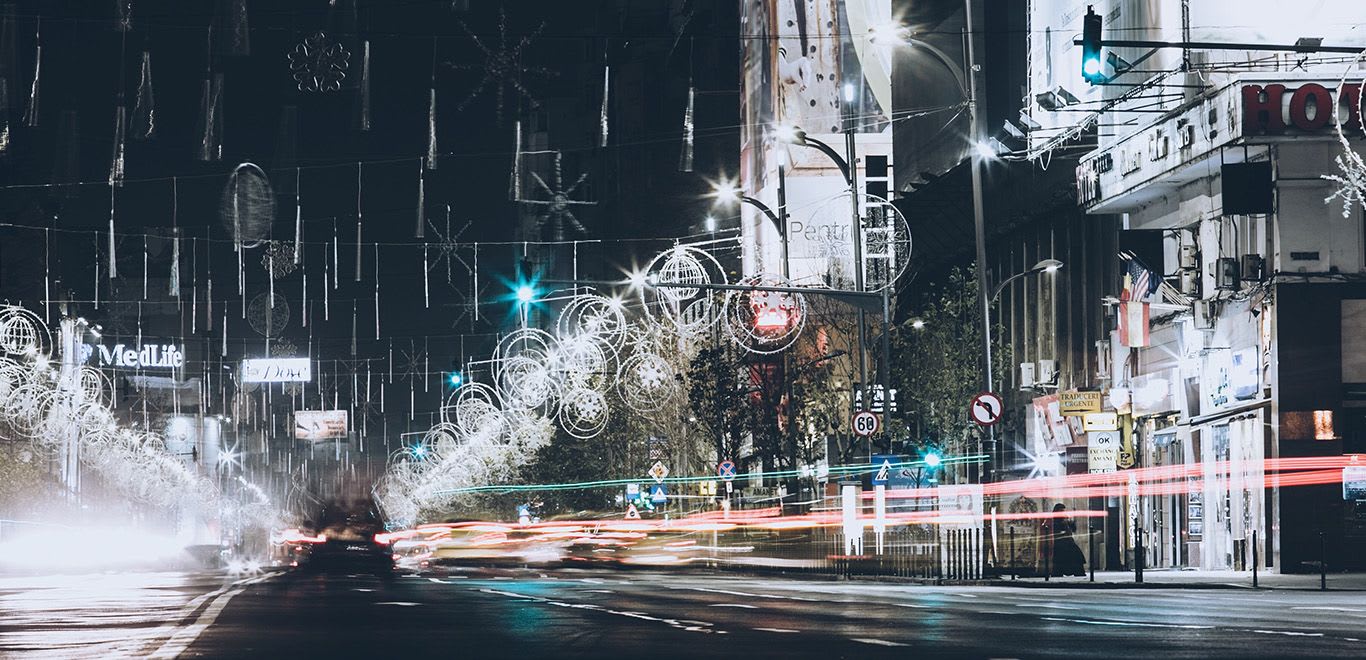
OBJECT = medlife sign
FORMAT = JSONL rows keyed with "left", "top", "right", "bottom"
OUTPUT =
{"left": 241, "top": 358, "right": 312, "bottom": 383}
{"left": 93, "top": 343, "right": 185, "bottom": 369}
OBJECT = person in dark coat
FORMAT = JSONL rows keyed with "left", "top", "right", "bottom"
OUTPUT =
{"left": 1047, "top": 503, "right": 1087, "bottom": 576}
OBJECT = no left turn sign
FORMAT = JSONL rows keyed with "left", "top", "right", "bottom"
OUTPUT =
{"left": 970, "top": 391, "right": 1004, "bottom": 426}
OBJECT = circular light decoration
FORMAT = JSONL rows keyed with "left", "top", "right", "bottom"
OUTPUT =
{"left": 553, "top": 333, "right": 615, "bottom": 392}
{"left": 616, "top": 349, "right": 678, "bottom": 414}
{"left": 220, "top": 163, "right": 276, "bottom": 248}
{"left": 0, "top": 307, "right": 50, "bottom": 356}
{"left": 492, "top": 329, "right": 560, "bottom": 412}
{"left": 445, "top": 382, "right": 506, "bottom": 441}
{"left": 723, "top": 273, "right": 807, "bottom": 355}
{"left": 558, "top": 386, "right": 609, "bottom": 439}
{"left": 556, "top": 293, "right": 628, "bottom": 349}
{"left": 247, "top": 292, "right": 291, "bottom": 338}
{"left": 638, "top": 245, "right": 726, "bottom": 335}
{"left": 801, "top": 192, "right": 912, "bottom": 293}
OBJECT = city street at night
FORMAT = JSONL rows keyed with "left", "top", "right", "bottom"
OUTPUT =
{"left": 4, "top": 567, "right": 1366, "bottom": 658}
{"left": 5, "top": 0, "right": 1366, "bottom": 656}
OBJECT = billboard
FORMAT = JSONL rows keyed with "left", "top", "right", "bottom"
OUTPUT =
{"left": 740, "top": 0, "right": 893, "bottom": 282}
{"left": 242, "top": 358, "right": 312, "bottom": 383}
{"left": 294, "top": 410, "right": 348, "bottom": 441}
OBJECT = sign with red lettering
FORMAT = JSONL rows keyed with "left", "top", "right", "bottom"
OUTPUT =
{"left": 1243, "top": 82, "right": 1362, "bottom": 135}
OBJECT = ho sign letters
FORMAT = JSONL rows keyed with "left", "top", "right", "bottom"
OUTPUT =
{"left": 1243, "top": 82, "right": 1366, "bottom": 134}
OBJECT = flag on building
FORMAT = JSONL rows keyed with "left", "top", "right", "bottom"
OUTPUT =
{"left": 1118, "top": 255, "right": 1161, "bottom": 347}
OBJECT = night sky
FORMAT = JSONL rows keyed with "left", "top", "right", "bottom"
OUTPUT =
{"left": 0, "top": 1, "right": 738, "bottom": 445}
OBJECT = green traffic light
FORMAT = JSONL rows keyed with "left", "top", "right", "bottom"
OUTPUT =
{"left": 448, "top": 372, "right": 463, "bottom": 387}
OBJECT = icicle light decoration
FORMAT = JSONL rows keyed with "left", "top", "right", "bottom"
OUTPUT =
{"left": 374, "top": 243, "right": 380, "bottom": 340}
{"left": 331, "top": 220, "right": 338, "bottom": 289}
{"left": 678, "top": 81, "right": 695, "bottom": 172}
{"left": 354, "top": 164, "right": 362, "bottom": 282}
{"left": 294, "top": 168, "right": 302, "bottom": 262}
{"left": 353, "top": 39, "right": 371, "bottom": 131}
{"left": 196, "top": 74, "right": 224, "bottom": 162}
{"left": 142, "top": 235, "right": 148, "bottom": 298}
{"left": 109, "top": 104, "right": 127, "bottom": 185}
{"left": 130, "top": 50, "right": 155, "bottom": 140}
{"left": 422, "top": 243, "right": 429, "bottom": 308}
{"left": 0, "top": 79, "right": 10, "bottom": 157}
{"left": 22, "top": 17, "right": 39, "bottom": 128}
{"left": 108, "top": 189, "right": 118, "bottom": 278}
{"left": 425, "top": 87, "right": 438, "bottom": 169}
{"left": 221, "top": 0, "right": 250, "bottom": 57}
{"left": 414, "top": 160, "right": 426, "bottom": 239}
{"left": 169, "top": 229, "right": 180, "bottom": 297}
{"left": 598, "top": 63, "right": 609, "bottom": 147}
{"left": 508, "top": 118, "right": 521, "bottom": 199}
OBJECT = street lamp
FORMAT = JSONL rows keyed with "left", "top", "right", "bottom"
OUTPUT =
{"left": 983, "top": 258, "right": 1063, "bottom": 482}
{"left": 711, "top": 180, "right": 789, "bottom": 278}
{"left": 991, "top": 259, "right": 1064, "bottom": 302}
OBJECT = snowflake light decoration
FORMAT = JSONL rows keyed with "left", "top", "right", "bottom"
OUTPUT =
{"left": 262, "top": 241, "right": 298, "bottom": 279}
{"left": 448, "top": 7, "right": 555, "bottom": 123}
{"left": 289, "top": 31, "right": 351, "bottom": 93}
{"left": 425, "top": 217, "right": 473, "bottom": 286}
{"left": 399, "top": 347, "right": 428, "bottom": 383}
{"left": 518, "top": 152, "right": 595, "bottom": 240}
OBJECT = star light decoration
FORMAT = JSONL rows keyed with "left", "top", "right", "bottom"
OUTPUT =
{"left": 425, "top": 217, "right": 473, "bottom": 286}
{"left": 518, "top": 152, "right": 595, "bottom": 241}
{"left": 448, "top": 7, "right": 555, "bottom": 124}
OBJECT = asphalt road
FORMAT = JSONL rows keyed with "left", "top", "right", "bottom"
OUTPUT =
{"left": 3, "top": 567, "right": 1366, "bottom": 658}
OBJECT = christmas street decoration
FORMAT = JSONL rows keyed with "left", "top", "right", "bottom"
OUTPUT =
{"left": 517, "top": 151, "right": 595, "bottom": 241}
{"left": 448, "top": 7, "right": 554, "bottom": 123}
{"left": 289, "top": 31, "right": 351, "bottom": 93}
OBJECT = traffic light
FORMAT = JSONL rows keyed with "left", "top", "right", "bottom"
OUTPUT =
{"left": 1081, "top": 6, "right": 1103, "bottom": 83}
{"left": 446, "top": 371, "right": 463, "bottom": 389}
{"left": 923, "top": 451, "right": 942, "bottom": 469}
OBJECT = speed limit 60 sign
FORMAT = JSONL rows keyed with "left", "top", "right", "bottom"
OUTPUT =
{"left": 852, "top": 411, "right": 881, "bottom": 437}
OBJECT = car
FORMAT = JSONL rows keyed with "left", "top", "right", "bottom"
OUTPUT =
{"left": 298, "top": 501, "right": 395, "bottom": 575}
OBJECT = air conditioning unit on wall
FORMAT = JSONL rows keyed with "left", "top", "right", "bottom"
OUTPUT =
{"left": 1019, "top": 362, "right": 1036, "bottom": 389}
{"left": 1037, "top": 359, "right": 1058, "bottom": 386}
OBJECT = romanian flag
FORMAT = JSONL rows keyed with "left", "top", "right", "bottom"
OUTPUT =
{"left": 1118, "top": 256, "right": 1161, "bottom": 348}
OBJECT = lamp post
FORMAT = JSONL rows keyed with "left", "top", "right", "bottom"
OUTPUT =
{"left": 772, "top": 125, "right": 874, "bottom": 417}
{"left": 984, "top": 258, "right": 1063, "bottom": 481}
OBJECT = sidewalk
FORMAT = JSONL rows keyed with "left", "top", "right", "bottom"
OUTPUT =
{"left": 985, "top": 569, "right": 1366, "bottom": 590}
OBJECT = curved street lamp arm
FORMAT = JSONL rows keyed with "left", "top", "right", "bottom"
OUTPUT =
{"left": 795, "top": 135, "right": 853, "bottom": 186}
{"left": 740, "top": 195, "right": 784, "bottom": 236}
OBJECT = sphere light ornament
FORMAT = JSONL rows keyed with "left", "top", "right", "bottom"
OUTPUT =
{"left": 638, "top": 245, "right": 726, "bottom": 335}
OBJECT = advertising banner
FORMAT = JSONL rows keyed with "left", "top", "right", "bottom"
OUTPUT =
{"left": 242, "top": 358, "right": 312, "bottom": 383}
{"left": 294, "top": 410, "right": 348, "bottom": 441}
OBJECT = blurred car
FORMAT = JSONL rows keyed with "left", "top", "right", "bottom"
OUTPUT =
{"left": 298, "top": 501, "right": 395, "bottom": 575}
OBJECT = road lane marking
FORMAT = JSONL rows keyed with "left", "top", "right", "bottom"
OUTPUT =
{"left": 478, "top": 588, "right": 723, "bottom": 634}
{"left": 754, "top": 627, "right": 800, "bottom": 634}
{"left": 1251, "top": 629, "right": 1324, "bottom": 637}
{"left": 1292, "top": 606, "right": 1366, "bottom": 613}
{"left": 353, "top": 588, "right": 375, "bottom": 592}
{"left": 1041, "top": 616, "right": 1212, "bottom": 630}
{"left": 428, "top": 578, "right": 451, "bottom": 584}
{"left": 146, "top": 573, "right": 272, "bottom": 659}
{"left": 1015, "top": 603, "right": 1080, "bottom": 610}
{"left": 671, "top": 586, "right": 819, "bottom": 602}
{"left": 375, "top": 602, "right": 421, "bottom": 606}
{"left": 852, "top": 638, "right": 908, "bottom": 647}
{"left": 709, "top": 603, "right": 758, "bottom": 609}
